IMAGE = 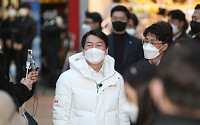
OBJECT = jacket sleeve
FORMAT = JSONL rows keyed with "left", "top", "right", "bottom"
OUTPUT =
{"left": 119, "top": 77, "right": 130, "bottom": 125}
{"left": 53, "top": 72, "right": 72, "bottom": 125}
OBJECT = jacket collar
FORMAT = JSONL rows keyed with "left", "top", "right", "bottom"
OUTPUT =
{"left": 69, "top": 52, "right": 116, "bottom": 81}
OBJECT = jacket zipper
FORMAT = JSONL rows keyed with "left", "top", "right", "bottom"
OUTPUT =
{"left": 96, "top": 72, "right": 116, "bottom": 93}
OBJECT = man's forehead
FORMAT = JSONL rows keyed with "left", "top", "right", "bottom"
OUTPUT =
{"left": 193, "top": 9, "right": 200, "bottom": 17}
{"left": 86, "top": 35, "right": 104, "bottom": 43}
{"left": 112, "top": 11, "right": 126, "bottom": 17}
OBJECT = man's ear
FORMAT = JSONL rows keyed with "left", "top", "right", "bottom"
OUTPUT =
{"left": 105, "top": 48, "right": 109, "bottom": 55}
{"left": 180, "top": 20, "right": 185, "bottom": 29}
{"left": 163, "top": 43, "right": 168, "bottom": 51}
{"left": 94, "top": 22, "right": 99, "bottom": 29}
{"left": 149, "top": 78, "right": 165, "bottom": 108}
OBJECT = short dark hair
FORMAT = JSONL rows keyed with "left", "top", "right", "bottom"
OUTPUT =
{"left": 168, "top": 9, "right": 188, "bottom": 30}
{"left": 130, "top": 13, "right": 139, "bottom": 27}
{"left": 168, "top": 9, "right": 186, "bottom": 21}
{"left": 143, "top": 21, "right": 173, "bottom": 46}
{"left": 195, "top": 4, "right": 200, "bottom": 10}
{"left": 111, "top": 5, "right": 130, "bottom": 19}
{"left": 81, "top": 30, "right": 109, "bottom": 49}
{"left": 85, "top": 11, "right": 102, "bottom": 29}
{"left": 157, "top": 41, "right": 200, "bottom": 108}
{"left": 20, "top": 3, "right": 31, "bottom": 9}
{"left": 6, "top": 4, "right": 15, "bottom": 9}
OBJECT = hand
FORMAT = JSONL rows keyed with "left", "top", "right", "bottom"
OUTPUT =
{"left": 27, "top": 69, "right": 39, "bottom": 83}
{"left": 5, "top": 39, "right": 12, "bottom": 49}
{"left": 20, "top": 78, "right": 34, "bottom": 90}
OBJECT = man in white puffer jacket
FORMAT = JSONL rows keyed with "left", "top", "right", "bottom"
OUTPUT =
{"left": 53, "top": 30, "right": 130, "bottom": 125}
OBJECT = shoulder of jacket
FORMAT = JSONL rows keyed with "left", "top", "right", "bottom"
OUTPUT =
{"left": 113, "top": 71, "right": 124, "bottom": 82}
{"left": 60, "top": 69, "right": 81, "bottom": 78}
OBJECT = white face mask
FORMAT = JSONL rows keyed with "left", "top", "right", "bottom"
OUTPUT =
{"left": 84, "top": 48, "right": 105, "bottom": 64}
{"left": 143, "top": 43, "right": 165, "bottom": 59}
{"left": 81, "top": 24, "right": 91, "bottom": 34}
{"left": 126, "top": 28, "right": 136, "bottom": 36}
{"left": 171, "top": 24, "right": 179, "bottom": 34}
{"left": 123, "top": 102, "right": 139, "bottom": 123}
{"left": 56, "top": 16, "right": 63, "bottom": 25}
{"left": 19, "top": 8, "right": 27, "bottom": 17}
{"left": 7, "top": 9, "right": 16, "bottom": 17}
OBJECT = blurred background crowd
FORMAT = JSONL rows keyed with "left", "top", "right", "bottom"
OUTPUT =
{"left": 0, "top": 0, "right": 200, "bottom": 125}
{"left": 0, "top": 0, "right": 199, "bottom": 88}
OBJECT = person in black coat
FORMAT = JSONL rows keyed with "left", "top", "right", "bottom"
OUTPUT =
{"left": 43, "top": 15, "right": 64, "bottom": 87}
{"left": 108, "top": 5, "right": 144, "bottom": 75}
{"left": 168, "top": 9, "right": 190, "bottom": 47}
{"left": 0, "top": 52, "right": 39, "bottom": 109}
{"left": 0, "top": 4, "right": 18, "bottom": 71}
{"left": 191, "top": 4, "right": 200, "bottom": 40}
{"left": 13, "top": 3, "right": 37, "bottom": 83}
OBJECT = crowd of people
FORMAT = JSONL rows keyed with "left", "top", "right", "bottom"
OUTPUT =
{"left": 0, "top": 2, "right": 200, "bottom": 125}
{"left": 53, "top": 3, "right": 200, "bottom": 125}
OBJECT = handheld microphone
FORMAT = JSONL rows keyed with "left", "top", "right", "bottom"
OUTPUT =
{"left": 98, "top": 84, "right": 102, "bottom": 87}
{"left": 97, "top": 84, "right": 103, "bottom": 93}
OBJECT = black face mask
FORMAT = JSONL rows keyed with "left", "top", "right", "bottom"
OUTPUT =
{"left": 190, "top": 20, "right": 200, "bottom": 34}
{"left": 112, "top": 21, "right": 127, "bottom": 32}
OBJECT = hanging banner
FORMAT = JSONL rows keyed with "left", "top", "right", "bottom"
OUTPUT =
{"left": 40, "top": 0, "right": 68, "bottom": 4}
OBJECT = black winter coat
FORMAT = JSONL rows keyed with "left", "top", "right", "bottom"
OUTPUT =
{"left": 0, "top": 53, "right": 35, "bottom": 108}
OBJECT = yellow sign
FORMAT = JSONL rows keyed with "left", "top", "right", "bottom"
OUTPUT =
{"left": 40, "top": 0, "right": 67, "bottom": 3}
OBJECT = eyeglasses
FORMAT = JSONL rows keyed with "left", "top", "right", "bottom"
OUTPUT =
{"left": 142, "top": 39, "right": 165, "bottom": 45}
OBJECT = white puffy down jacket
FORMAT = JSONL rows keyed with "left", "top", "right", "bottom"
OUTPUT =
{"left": 52, "top": 52, "right": 130, "bottom": 125}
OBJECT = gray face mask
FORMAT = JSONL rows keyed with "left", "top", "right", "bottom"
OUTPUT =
{"left": 19, "top": 8, "right": 27, "bottom": 17}
{"left": 81, "top": 24, "right": 91, "bottom": 34}
{"left": 126, "top": 28, "right": 136, "bottom": 36}
{"left": 7, "top": 9, "right": 16, "bottom": 17}
{"left": 170, "top": 24, "right": 179, "bottom": 34}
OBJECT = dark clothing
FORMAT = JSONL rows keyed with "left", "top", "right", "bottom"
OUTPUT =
{"left": 43, "top": 22, "right": 62, "bottom": 87}
{"left": 108, "top": 32, "right": 144, "bottom": 75}
{"left": 193, "top": 35, "right": 200, "bottom": 42}
{"left": 43, "top": 23, "right": 62, "bottom": 52}
{"left": 153, "top": 114, "right": 200, "bottom": 125}
{"left": 14, "top": 16, "right": 37, "bottom": 83}
{"left": 123, "top": 59, "right": 157, "bottom": 125}
{"left": 0, "top": 18, "right": 18, "bottom": 71}
{"left": 173, "top": 31, "right": 190, "bottom": 46}
{"left": 180, "top": 36, "right": 200, "bottom": 47}
{"left": 0, "top": 53, "right": 35, "bottom": 109}
{"left": 15, "top": 16, "right": 37, "bottom": 49}
{"left": 113, "top": 33, "right": 126, "bottom": 74}
{"left": 15, "top": 49, "right": 28, "bottom": 83}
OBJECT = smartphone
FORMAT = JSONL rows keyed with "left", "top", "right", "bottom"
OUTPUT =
{"left": 27, "top": 49, "right": 32, "bottom": 62}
